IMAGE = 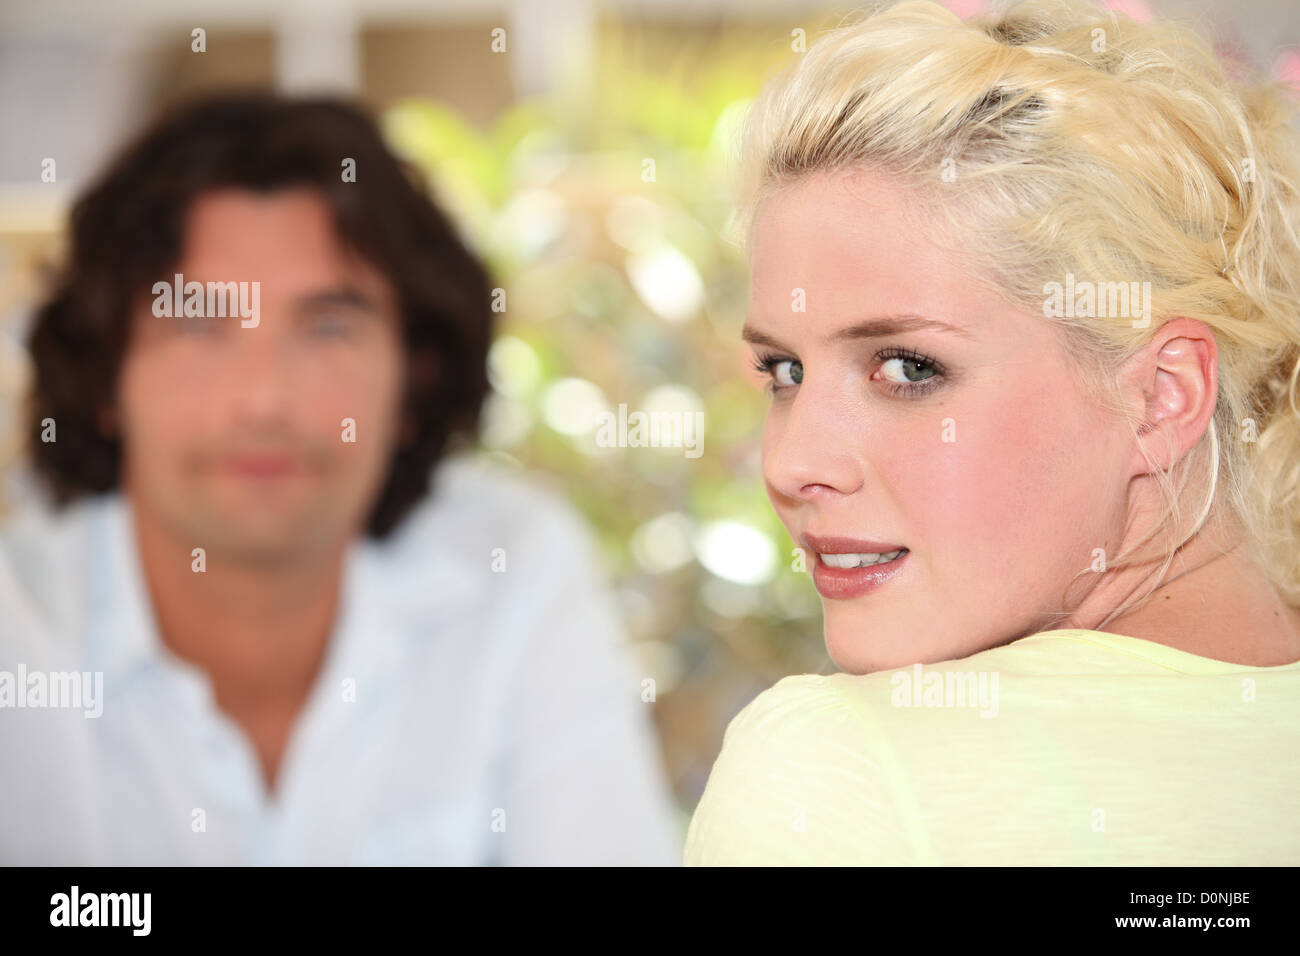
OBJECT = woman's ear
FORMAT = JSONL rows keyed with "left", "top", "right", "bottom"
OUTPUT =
{"left": 1127, "top": 317, "right": 1217, "bottom": 475}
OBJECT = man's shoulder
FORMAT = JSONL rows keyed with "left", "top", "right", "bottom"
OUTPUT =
{"left": 363, "top": 452, "right": 610, "bottom": 619}
{"left": 0, "top": 494, "right": 109, "bottom": 652}
{"left": 389, "top": 452, "right": 597, "bottom": 555}
{"left": 0, "top": 492, "right": 104, "bottom": 567}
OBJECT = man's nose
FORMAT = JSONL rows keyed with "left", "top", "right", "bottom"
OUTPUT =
{"left": 226, "top": 325, "right": 295, "bottom": 423}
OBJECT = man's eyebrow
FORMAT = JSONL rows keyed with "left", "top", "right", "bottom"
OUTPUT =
{"left": 741, "top": 313, "right": 975, "bottom": 351}
{"left": 296, "top": 288, "right": 380, "bottom": 312}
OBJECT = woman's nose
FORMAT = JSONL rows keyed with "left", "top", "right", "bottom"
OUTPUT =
{"left": 762, "top": 384, "right": 864, "bottom": 503}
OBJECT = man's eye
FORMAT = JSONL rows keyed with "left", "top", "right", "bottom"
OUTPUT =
{"left": 176, "top": 317, "right": 220, "bottom": 335}
{"left": 307, "top": 313, "right": 354, "bottom": 337}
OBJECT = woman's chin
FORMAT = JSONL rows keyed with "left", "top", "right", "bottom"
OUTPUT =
{"left": 824, "top": 622, "right": 969, "bottom": 675}
{"left": 825, "top": 630, "right": 920, "bottom": 675}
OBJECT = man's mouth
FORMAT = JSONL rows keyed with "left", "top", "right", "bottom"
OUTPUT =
{"left": 219, "top": 454, "right": 303, "bottom": 478}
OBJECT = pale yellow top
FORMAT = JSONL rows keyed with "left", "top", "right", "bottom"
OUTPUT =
{"left": 683, "top": 629, "right": 1300, "bottom": 865}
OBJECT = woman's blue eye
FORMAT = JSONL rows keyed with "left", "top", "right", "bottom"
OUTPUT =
{"left": 752, "top": 353, "right": 802, "bottom": 390}
{"left": 771, "top": 358, "right": 802, "bottom": 386}
{"left": 752, "top": 347, "right": 945, "bottom": 397}
{"left": 880, "top": 354, "right": 937, "bottom": 385}
{"left": 875, "top": 348, "right": 944, "bottom": 396}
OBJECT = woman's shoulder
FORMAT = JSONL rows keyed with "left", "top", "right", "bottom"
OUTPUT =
{"left": 722, "top": 672, "right": 859, "bottom": 737}
{"left": 711, "top": 627, "right": 1234, "bottom": 751}
{"left": 704, "top": 673, "right": 870, "bottom": 806}
{"left": 684, "top": 672, "right": 918, "bottom": 864}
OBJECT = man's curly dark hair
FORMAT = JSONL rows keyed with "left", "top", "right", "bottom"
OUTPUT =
{"left": 25, "top": 90, "right": 494, "bottom": 537}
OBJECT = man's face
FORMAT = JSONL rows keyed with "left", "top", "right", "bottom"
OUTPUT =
{"left": 117, "top": 187, "right": 407, "bottom": 565}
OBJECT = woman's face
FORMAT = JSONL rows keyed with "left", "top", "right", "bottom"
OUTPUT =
{"left": 746, "top": 168, "right": 1132, "bottom": 673}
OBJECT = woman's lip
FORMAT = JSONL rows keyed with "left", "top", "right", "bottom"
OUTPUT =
{"left": 811, "top": 548, "right": 910, "bottom": 600}
{"left": 802, "top": 533, "right": 907, "bottom": 554}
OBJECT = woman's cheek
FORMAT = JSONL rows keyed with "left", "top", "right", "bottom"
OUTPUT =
{"left": 892, "top": 411, "right": 1041, "bottom": 579}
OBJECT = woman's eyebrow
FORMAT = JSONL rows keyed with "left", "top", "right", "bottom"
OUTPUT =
{"left": 831, "top": 314, "right": 975, "bottom": 342}
{"left": 742, "top": 313, "right": 974, "bottom": 350}
{"left": 740, "top": 324, "right": 790, "bottom": 350}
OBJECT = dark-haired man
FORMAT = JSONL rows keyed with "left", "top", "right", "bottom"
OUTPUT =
{"left": 0, "top": 94, "right": 680, "bottom": 865}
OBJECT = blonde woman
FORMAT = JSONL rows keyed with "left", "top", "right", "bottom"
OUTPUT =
{"left": 685, "top": 0, "right": 1300, "bottom": 865}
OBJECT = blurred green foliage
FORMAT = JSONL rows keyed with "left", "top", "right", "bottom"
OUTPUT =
{"left": 380, "top": 18, "right": 839, "bottom": 800}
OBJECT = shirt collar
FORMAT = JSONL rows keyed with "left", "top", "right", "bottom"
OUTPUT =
{"left": 84, "top": 493, "right": 491, "bottom": 687}
{"left": 85, "top": 494, "right": 163, "bottom": 683}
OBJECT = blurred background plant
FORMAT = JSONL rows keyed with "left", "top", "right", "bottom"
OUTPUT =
{"left": 377, "top": 23, "right": 837, "bottom": 806}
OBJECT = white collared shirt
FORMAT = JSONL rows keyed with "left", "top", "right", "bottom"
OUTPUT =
{"left": 0, "top": 453, "right": 683, "bottom": 865}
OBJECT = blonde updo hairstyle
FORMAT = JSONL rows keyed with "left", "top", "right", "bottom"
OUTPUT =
{"left": 736, "top": 0, "right": 1300, "bottom": 625}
